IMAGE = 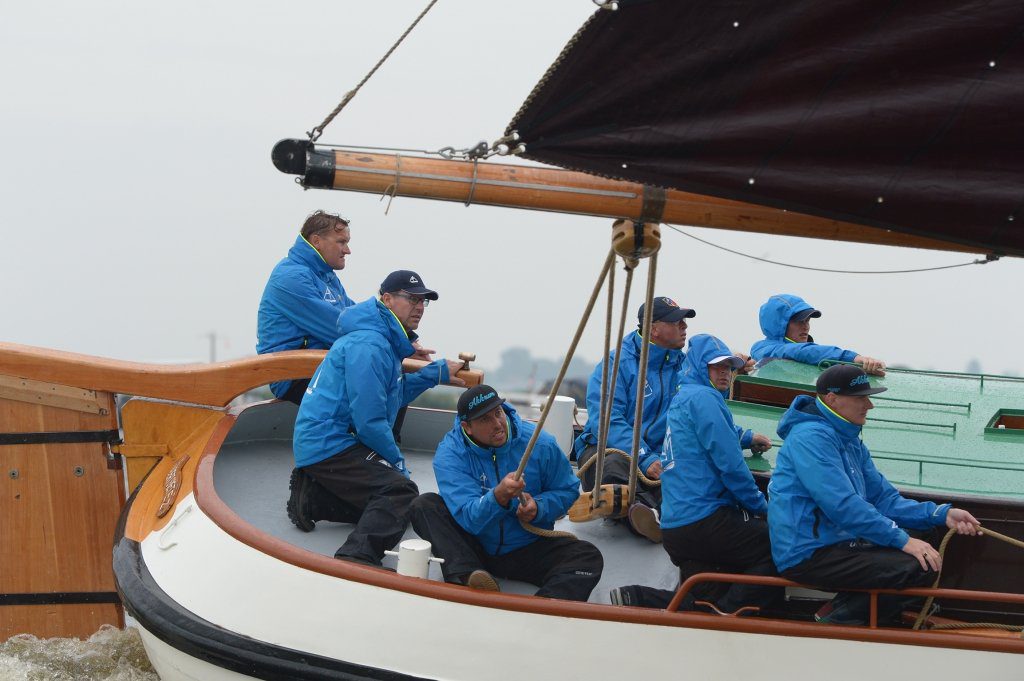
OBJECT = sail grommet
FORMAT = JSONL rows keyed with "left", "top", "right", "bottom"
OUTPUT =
{"left": 611, "top": 219, "right": 661, "bottom": 260}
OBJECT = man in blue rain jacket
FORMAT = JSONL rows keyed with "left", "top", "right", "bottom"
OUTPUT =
{"left": 572, "top": 297, "right": 694, "bottom": 542}
{"left": 410, "top": 385, "right": 603, "bottom": 600}
{"left": 289, "top": 270, "right": 464, "bottom": 566}
{"left": 750, "top": 294, "right": 886, "bottom": 376}
{"left": 257, "top": 211, "right": 356, "bottom": 403}
{"left": 769, "top": 364, "right": 980, "bottom": 624}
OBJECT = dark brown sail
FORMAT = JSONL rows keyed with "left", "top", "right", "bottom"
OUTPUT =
{"left": 507, "top": 0, "right": 1024, "bottom": 257}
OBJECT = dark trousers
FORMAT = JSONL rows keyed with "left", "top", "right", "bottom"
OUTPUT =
{"left": 783, "top": 538, "right": 938, "bottom": 622}
{"left": 303, "top": 443, "right": 419, "bottom": 565}
{"left": 281, "top": 378, "right": 310, "bottom": 405}
{"left": 661, "top": 506, "right": 781, "bottom": 613}
{"left": 577, "top": 444, "right": 661, "bottom": 509}
{"left": 409, "top": 493, "right": 603, "bottom": 602}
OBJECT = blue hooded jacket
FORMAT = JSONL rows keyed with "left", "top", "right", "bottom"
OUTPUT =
{"left": 660, "top": 334, "right": 762, "bottom": 529}
{"left": 768, "top": 394, "right": 950, "bottom": 572}
{"left": 434, "top": 404, "right": 580, "bottom": 556}
{"left": 572, "top": 331, "right": 684, "bottom": 474}
{"left": 257, "top": 234, "right": 356, "bottom": 397}
{"left": 750, "top": 294, "right": 858, "bottom": 365}
{"left": 292, "top": 297, "right": 448, "bottom": 472}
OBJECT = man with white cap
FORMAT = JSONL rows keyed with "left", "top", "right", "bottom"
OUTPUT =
{"left": 410, "top": 385, "right": 603, "bottom": 601}
{"left": 288, "top": 269, "right": 465, "bottom": 567}
{"left": 751, "top": 294, "right": 886, "bottom": 376}
{"left": 611, "top": 334, "right": 777, "bottom": 611}
{"left": 769, "top": 364, "right": 980, "bottom": 625}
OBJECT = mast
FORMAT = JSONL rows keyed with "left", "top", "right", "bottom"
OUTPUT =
{"left": 273, "top": 139, "right": 986, "bottom": 255}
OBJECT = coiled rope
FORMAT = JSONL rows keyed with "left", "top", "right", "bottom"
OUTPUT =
{"left": 576, "top": 448, "right": 661, "bottom": 487}
{"left": 913, "top": 526, "right": 1024, "bottom": 634}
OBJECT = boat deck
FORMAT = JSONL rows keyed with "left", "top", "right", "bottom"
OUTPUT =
{"left": 214, "top": 400, "right": 678, "bottom": 603}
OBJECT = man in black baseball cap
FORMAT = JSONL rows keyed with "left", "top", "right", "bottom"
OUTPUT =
{"left": 571, "top": 296, "right": 702, "bottom": 543}
{"left": 408, "top": 384, "right": 603, "bottom": 600}
{"left": 768, "top": 364, "right": 981, "bottom": 625}
{"left": 379, "top": 269, "right": 439, "bottom": 301}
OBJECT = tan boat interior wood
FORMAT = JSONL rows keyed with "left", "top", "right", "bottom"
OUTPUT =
{"left": 182, "top": 435, "right": 1024, "bottom": 656}
{"left": 120, "top": 400, "right": 233, "bottom": 539}
{"left": 0, "top": 391, "right": 124, "bottom": 639}
{"left": 0, "top": 375, "right": 108, "bottom": 415}
{"left": 731, "top": 380, "right": 814, "bottom": 408}
{"left": 328, "top": 151, "right": 984, "bottom": 255}
{"left": 0, "top": 344, "right": 480, "bottom": 407}
{"left": 0, "top": 603, "right": 122, "bottom": 641}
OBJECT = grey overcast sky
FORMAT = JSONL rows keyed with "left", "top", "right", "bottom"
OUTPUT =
{"left": 2, "top": 1, "right": 1022, "bottom": 376}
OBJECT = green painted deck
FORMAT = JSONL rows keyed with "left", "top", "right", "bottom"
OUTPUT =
{"left": 732, "top": 359, "right": 1024, "bottom": 500}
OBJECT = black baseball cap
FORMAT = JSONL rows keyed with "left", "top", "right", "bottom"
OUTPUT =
{"left": 638, "top": 296, "right": 696, "bottom": 326}
{"left": 816, "top": 365, "right": 887, "bottom": 396}
{"left": 457, "top": 385, "right": 505, "bottom": 421}
{"left": 791, "top": 307, "right": 822, "bottom": 323}
{"left": 379, "top": 270, "right": 438, "bottom": 300}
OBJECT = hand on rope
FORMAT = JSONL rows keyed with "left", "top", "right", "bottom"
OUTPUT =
{"left": 576, "top": 449, "right": 662, "bottom": 487}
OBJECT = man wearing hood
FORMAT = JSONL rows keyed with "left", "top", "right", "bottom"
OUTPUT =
{"left": 769, "top": 364, "right": 981, "bottom": 625}
{"left": 572, "top": 297, "right": 695, "bottom": 543}
{"left": 750, "top": 294, "right": 886, "bottom": 376}
{"left": 289, "top": 270, "right": 465, "bottom": 567}
{"left": 257, "top": 211, "right": 357, "bottom": 403}
{"left": 613, "top": 334, "right": 779, "bottom": 610}
{"left": 410, "top": 385, "right": 603, "bottom": 601}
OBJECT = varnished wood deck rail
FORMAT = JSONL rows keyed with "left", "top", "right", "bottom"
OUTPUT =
{"left": 0, "top": 343, "right": 481, "bottom": 407}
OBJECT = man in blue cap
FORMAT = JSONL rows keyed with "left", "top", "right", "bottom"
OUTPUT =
{"left": 288, "top": 270, "right": 465, "bottom": 567}
{"left": 750, "top": 294, "right": 886, "bottom": 375}
{"left": 572, "top": 296, "right": 695, "bottom": 542}
{"left": 769, "top": 364, "right": 981, "bottom": 625}
{"left": 409, "top": 385, "right": 603, "bottom": 600}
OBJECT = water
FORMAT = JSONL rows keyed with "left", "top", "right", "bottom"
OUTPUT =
{"left": 0, "top": 626, "right": 158, "bottom": 680}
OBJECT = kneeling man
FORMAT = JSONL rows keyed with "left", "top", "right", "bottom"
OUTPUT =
{"left": 411, "top": 385, "right": 603, "bottom": 601}
{"left": 769, "top": 364, "right": 980, "bottom": 625}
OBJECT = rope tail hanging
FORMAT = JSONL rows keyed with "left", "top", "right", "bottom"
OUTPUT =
{"left": 913, "top": 526, "right": 1024, "bottom": 633}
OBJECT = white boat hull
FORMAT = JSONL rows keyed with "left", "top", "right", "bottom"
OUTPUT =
{"left": 125, "top": 494, "right": 1024, "bottom": 681}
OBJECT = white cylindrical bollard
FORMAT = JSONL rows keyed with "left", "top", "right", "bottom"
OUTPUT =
{"left": 541, "top": 395, "right": 577, "bottom": 455}
{"left": 385, "top": 538, "right": 444, "bottom": 578}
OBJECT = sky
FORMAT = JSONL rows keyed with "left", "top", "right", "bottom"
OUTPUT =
{"left": 2, "top": 0, "right": 1022, "bottom": 379}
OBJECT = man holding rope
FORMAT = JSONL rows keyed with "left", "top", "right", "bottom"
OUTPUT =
{"left": 769, "top": 364, "right": 981, "bottom": 625}
{"left": 410, "top": 385, "right": 603, "bottom": 600}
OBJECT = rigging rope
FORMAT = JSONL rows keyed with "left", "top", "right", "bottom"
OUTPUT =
{"left": 912, "top": 526, "right": 1024, "bottom": 633}
{"left": 577, "top": 448, "right": 661, "bottom": 487}
{"left": 307, "top": 0, "right": 438, "bottom": 142}
{"left": 664, "top": 224, "right": 999, "bottom": 274}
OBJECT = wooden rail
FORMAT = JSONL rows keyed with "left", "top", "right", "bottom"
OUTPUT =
{"left": 0, "top": 343, "right": 480, "bottom": 408}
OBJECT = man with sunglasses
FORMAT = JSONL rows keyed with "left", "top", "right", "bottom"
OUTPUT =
{"left": 289, "top": 270, "right": 465, "bottom": 567}
{"left": 257, "top": 210, "right": 357, "bottom": 404}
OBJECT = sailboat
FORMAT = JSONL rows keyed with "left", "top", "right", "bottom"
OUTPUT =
{"left": 3, "top": 1, "right": 1024, "bottom": 678}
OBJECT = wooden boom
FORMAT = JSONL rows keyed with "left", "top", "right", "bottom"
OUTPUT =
{"left": 272, "top": 139, "right": 983, "bottom": 254}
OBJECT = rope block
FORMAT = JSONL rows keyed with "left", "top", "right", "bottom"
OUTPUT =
{"left": 612, "top": 219, "right": 661, "bottom": 260}
{"left": 569, "top": 484, "right": 629, "bottom": 522}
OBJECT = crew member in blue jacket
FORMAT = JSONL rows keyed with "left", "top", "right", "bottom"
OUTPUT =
{"left": 288, "top": 270, "right": 465, "bottom": 567}
{"left": 410, "top": 385, "right": 603, "bottom": 601}
{"left": 769, "top": 364, "right": 980, "bottom": 625}
{"left": 572, "top": 297, "right": 694, "bottom": 543}
{"left": 750, "top": 294, "right": 886, "bottom": 376}
{"left": 611, "top": 335, "right": 778, "bottom": 611}
{"left": 256, "top": 211, "right": 356, "bottom": 403}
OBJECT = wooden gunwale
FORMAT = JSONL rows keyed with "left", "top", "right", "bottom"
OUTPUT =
{"left": 174, "top": 405, "right": 1024, "bottom": 656}
{"left": 0, "top": 344, "right": 479, "bottom": 408}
